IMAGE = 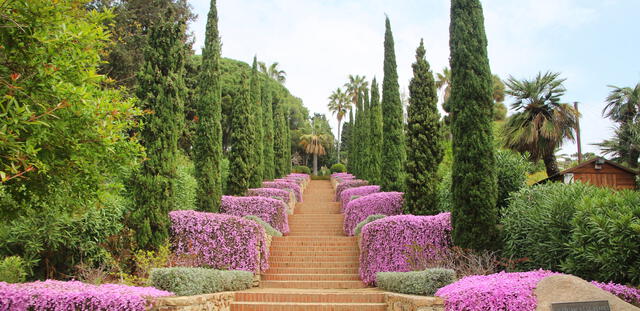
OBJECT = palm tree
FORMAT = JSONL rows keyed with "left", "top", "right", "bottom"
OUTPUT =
{"left": 602, "top": 83, "right": 640, "bottom": 168}
{"left": 502, "top": 71, "right": 580, "bottom": 177}
{"left": 328, "top": 88, "right": 350, "bottom": 161}
{"left": 435, "top": 67, "right": 452, "bottom": 112}
{"left": 299, "top": 133, "right": 330, "bottom": 175}
{"left": 258, "top": 61, "right": 286, "bottom": 84}
{"left": 344, "top": 75, "right": 368, "bottom": 118}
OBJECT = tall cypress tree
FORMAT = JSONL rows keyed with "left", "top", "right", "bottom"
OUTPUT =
{"left": 346, "top": 109, "right": 355, "bottom": 172}
{"left": 450, "top": 0, "right": 498, "bottom": 250}
{"left": 360, "top": 88, "right": 372, "bottom": 181}
{"left": 404, "top": 39, "right": 443, "bottom": 215}
{"left": 248, "top": 56, "right": 264, "bottom": 187}
{"left": 369, "top": 78, "right": 384, "bottom": 184}
{"left": 380, "top": 17, "right": 406, "bottom": 191}
{"left": 282, "top": 99, "right": 292, "bottom": 175}
{"left": 273, "top": 91, "right": 287, "bottom": 178}
{"left": 352, "top": 93, "right": 364, "bottom": 177}
{"left": 227, "top": 73, "right": 253, "bottom": 195}
{"left": 131, "top": 8, "right": 186, "bottom": 250}
{"left": 261, "top": 79, "right": 275, "bottom": 180}
{"left": 193, "top": 0, "right": 222, "bottom": 212}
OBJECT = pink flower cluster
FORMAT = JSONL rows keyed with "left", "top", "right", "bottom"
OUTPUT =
{"left": 288, "top": 173, "right": 310, "bottom": 180}
{"left": 331, "top": 173, "right": 354, "bottom": 183}
{"left": 169, "top": 210, "right": 269, "bottom": 273}
{"left": 221, "top": 195, "right": 289, "bottom": 234}
{"left": 343, "top": 192, "right": 404, "bottom": 236}
{"left": 335, "top": 179, "right": 368, "bottom": 201}
{"left": 340, "top": 185, "right": 381, "bottom": 207}
{"left": 435, "top": 270, "right": 561, "bottom": 311}
{"left": 590, "top": 281, "right": 640, "bottom": 305}
{"left": 359, "top": 213, "right": 452, "bottom": 285}
{"left": 263, "top": 181, "right": 302, "bottom": 202}
{"left": 0, "top": 280, "right": 173, "bottom": 311}
{"left": 247, "top": 188, "right": 292, "bottom": 204}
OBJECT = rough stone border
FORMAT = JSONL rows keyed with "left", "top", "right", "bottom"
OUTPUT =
{"left": 149, "top": 292, "right": 235, "bottom": 311}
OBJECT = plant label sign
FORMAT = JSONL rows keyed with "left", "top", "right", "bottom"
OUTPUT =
{"left": 551, "top": 301, "right": 610, "bottom": 311}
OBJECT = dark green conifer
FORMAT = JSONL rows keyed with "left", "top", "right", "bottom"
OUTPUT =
{"left": 404, "top": 39, "right": 443, "bottom": 215}
{"left": 249, "top": 56, "right": 264, "bottom": 187}
{"left": 131, "top": 9, "right": 186, "bottom": 250}
{"left": 449, "top": 0, "right": 499, "bottom": 250}
{"left": 352, "top": 93, "right": 364, "bottom": 177}
{"left": 380, "top": 17, "right": 406, "bottom": 191}
{"left": 227, "top": 73, "right": 253, "bottom": 195}
{"left": 193, "top": 0, "right": 222, "bottom": 212}
{"left": 368, "top": 78, "right": 383, "bottom": 184}
{"left": 360, "top": 89, "right": 372, "bottom": 181}
{"left": 273, "top": 91, "right": 288, "bottom": 178}
{"left": 346, "top": 110, "right": 355, "bottom": 172}
{"left": 261, "top": 80, "right": 276, "bottom": 180}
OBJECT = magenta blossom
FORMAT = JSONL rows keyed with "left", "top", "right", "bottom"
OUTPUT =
{"left": 221, "top": 195, "right": 289, "bottom": 234}
{"left": 263, "top": 181, "right": 302, "bottom": 202}
{"left": 343, "top": 192, "right": 403, "bottom": 236}
{"left": 340, "top": 185, "right": 381, "bottom": 207}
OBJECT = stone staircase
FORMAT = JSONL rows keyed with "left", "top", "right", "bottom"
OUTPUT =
{"left": 231, "top": 180, "right": 386, "bottom": 311}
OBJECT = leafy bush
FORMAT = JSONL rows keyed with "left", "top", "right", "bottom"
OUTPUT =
{"left": 331, "top": 163, "right": 347, "bottom": 173}
{"left": 172, "top": 153, "right": 197, "bottom": 211}
{"left": 561, "top": 190, "right": 640, "bottom": 284}
{"left": 0, "top": 256, "right": 26, "bottom": 283}
{"left": 494, "top": 150, "right": 530, "bottom": 210}
{"left": 501, "top": 182, "right": 601, "bottom": 271}
{"left": 319, "top": 166, "right": 331, "bottom": 176}
{"left": 150, "top": 267, "right": 253, "bottom": 296}
{"left": 263, "top": 181, "right": 302, "bottom": 202}
{"left": 344, "top": 192, "right": 403, "bottom": 236}
{"left": 354, "top": 214, "right": 386, "bottom": 236}
{"left": 340, "top": 186, "right": 381, "bottom": 207}
{"left": 377, "top": 268, "right": 456, "bottom": 295}
{"left": 221, "top": 195, "right": 289, "bottom": 234}
{"left": 292, "top": 165, "right": 311, "bottom": 174}
{"left": 311, "top": 175, "right": 330, "bottom": 180}
{"left": 244, "top": 215, "right": 283, "bottom": 237}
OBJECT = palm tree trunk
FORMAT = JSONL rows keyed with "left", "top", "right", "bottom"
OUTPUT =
{"left": 543, "top": 152, "right": 560, "bottom": 177}
{"left": 313, "top": 153, "right": 318, "bottom": 175}
{"left": 337, "top": 119, "right": 342, "bottom": 162}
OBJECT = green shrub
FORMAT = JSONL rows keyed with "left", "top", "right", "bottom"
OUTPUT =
{"left": 292, "top": 165, "right": 311, "bottom": 174}
{"left": 376, "top": 268, "right": 456, "bottom": 295}
{"left": 354, "top": 214, "right": 386, "bottom": 236}
{"left": 243, "top": 215, "right": 283, "bottom": 237}
{"left": 311, "top": 175, "right": 330, "bottom": 180}
{"left": 561, "top": 190, "right": 640, "bottom": 284}
{"left": 172, "top": 153, "right": 197, "bottom": 211}
{"left": 0, "top": 256, "right": 27, "bottom": 283}
{"left": 495, "top": 150, "right": 530, "bottom": 211}
{"left": 319, "top": 166, "right": 331, "bottom": 176}
{"left": 501, "top": 182, "right": 602, "bottom": 271}
{"left": 150, "top": 267, "right": 253, "bottom": 296}
{"left": 330, "top": 163, "right": 347, "bottom": 173}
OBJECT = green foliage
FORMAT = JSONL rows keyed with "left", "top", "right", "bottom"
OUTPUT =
{"left": 193, "top": 0, "right": 223, "bottom": 212}
{"left": 368, "top": 78, "right": 384, "bottom": 184}
{"left": 150, "top": 267, "right": 253, "bottom": 296}
{"left": 244, "top": 215, "right": 283, "bottom": 237}
{"left": 249, "top": 57, "right": 264, "bottom": 188}
{"left": 172, "top": 153, "right": 197, "bottom": 211}
{"left": 495, "top": 150, "right": 530, "bottom": 211}
{"left": 228, "top": 73, "right": 253, "bottom": 195}
{"left": 120, "top": 243, "right": 171, "bottom": 286}
{"left": 449, "top": 0, "right": 499, "bottom": 250}
{"left": 380, "top": 17, "right": 406, "bottom": 192}
{"left": 0, "top": 256, "right": 27, "bottom": 283}
{"left": 354, "top": 214, "right": 386, "bottom": 236}
{"left": 376, "top": 268, "right": 456, "bottom": 295}
{"left": 562, "top": 190, "right": 640, "bottom": 284}
{"left": 330, "top": 163, "right": 347, "bottom": 173}
{"left": 292, "top": 165, "right": 311, "bottom": 174}
{"left": 261, "top": 80, "right": 276, "bottom": 180}
{"left": 273, "top": 92, "right": 289, "bottom": 178}
{"left": 404, "top": 39, "right": 443, "bottom": 215}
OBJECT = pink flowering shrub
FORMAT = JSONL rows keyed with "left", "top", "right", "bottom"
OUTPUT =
{"left": 359, "top": 213, "right": 451, "bottom": 285}
{"left": 247, "top": 188, "right": 292, "bottom": 204}
{"left": 220, "top": 195, "right": 289, "bottom": 234}
{"left": 335, "top": 179, "right": 368, "bottom": 201}
{"left": 590, "top": 281, "right": 640, "bottom": 305}
{"left": 263, "top": 181, "right": 302, "bottom": 202}
{"left": 340, "top": 185, "right": 381, "bottom": 207}
{"left": 169, "top": 210, "right": 268, "bottom": 273}
{"left": 288, "top": 173, "right": 310, "bottom": 180}
{"left": 0, "top": 280, "right": 173, "bottom": 311}
{"left": 435, "top": 270, "right": 560, "bottom": 311}
{"left": 343, "top": 192, "right": 404, "bottom": 236}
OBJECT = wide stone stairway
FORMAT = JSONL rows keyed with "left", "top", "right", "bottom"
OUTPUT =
{"left": 231, "top": 180, "right": 386, "bottom": 310}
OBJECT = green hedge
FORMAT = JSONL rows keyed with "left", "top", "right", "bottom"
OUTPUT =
{"left": 376, "top": 268, "right": 456, "bottom": 295}
{"left": 292, "top": 165, "right": 311, "bottom": 174}
{"left": 243, "top": 215, "right": 283, "bottom": 237}
{"left": 150, "top": 267, "right": 253, "bottom": 296}
{"left": 354, "top": 214, "right": 386, "bottom": 236}
{"left": 330, "top": 163, "right": 346, "bottom": 173}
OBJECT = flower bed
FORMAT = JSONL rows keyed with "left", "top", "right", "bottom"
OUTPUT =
{"left": 221, "top": 195, "right": 289, "bottom": 234}
{"left": 0, "top": 280, "right": 172, "bottom": 311}
{"left": 343, "top": 192, "right": 404, "bottom": 236}
{"left": 169, "top": 210, "right": 268, "bottom": 273}
{"left": 359, "top": 213, "right": 451, "bottom": 285}
{"left": 335, "top": 179, "right": 368, "bottom": 200}
{"left": 340, "top": 185, "right": 381, "bottom": 207}
{"left": 263, "top": 181, "right": 302, "bottom": 202}
{"left": 247, "top": 188, "right": 292, "bottom": 204}
{"left": 590, "top": 281, "right": 640, "bottom": 305}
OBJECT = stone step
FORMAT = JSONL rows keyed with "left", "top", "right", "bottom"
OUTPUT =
{"left": 234, "top": 291, "right": 385, "bottom": 303}
{"left": 273, "top": 236, "right": 355, "bottom": 241}
{"left": 270, "top": 246, "right": 356, "bottom": 251}
{"left": 230, "top": 302, "right": 385, "bottom": 311}
{"left": 264, "top": 267, "right": 359, "bottom": 274}
{"left": 268, "top": 262, "right": 359, "bottom": 268}
{"left": 286, "top": 232, "right": 345, "bottom": 236}
{"left": 262, "top": 274, "right": 360, "bottom": 281}
{"left": 260, "top": 280, "right": 368, "bottom": 289}
{"left": 271, "top": 241, "right": 357, "bottom": 247}
{"left": 269, "top": 256, "right": 358, "bottom": 263}
{"left": 270, "top": 250, "right": 359, "bottom": 257}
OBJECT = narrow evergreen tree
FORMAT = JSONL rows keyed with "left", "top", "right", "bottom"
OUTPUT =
{"left": 131, "top": 9, "right": 186, "bottom": 250}
{"left": 380, "top": 17, "right": 406, "bottom": 191}
{"left": 282, "top": 99, "right": 292, "bottom": 174}
{"left": 404, "top": 39, "right": 443, "bottom": 215}
{"left": 273, "top": 91, "right": 288, "bottom": 178}
{"left": 360, "top": 88, "right": 372, "bottom": 181}
{"left": 450, "top": 0, "right": 499, "bottom": 250}
{"left": 261, "top": 80, "right": 276, "bottom": 180}
{"left": 351, "top": 93, "right": 364, "bottom": 177}
{"left": 369, "top": 78, "right": 384, "bottom": 184}
{"left": 346, "top": 109, "right": 355, "bottom": 172}
{"left": 193, "top": 0, "right": 222, "bottom": 212}
{"left": 227, "top": 73, "right": 253, "bottom": 195}
{"left": 248, "top": 56, "right": 264, "bottom": 187}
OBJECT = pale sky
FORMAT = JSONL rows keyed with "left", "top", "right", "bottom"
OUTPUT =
{"left": 187, "top": 0, "right": 640, "bottom": 155}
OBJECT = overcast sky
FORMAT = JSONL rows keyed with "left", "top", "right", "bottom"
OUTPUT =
{"left": 187, "top": 0, "right": 640, "bottom": 155}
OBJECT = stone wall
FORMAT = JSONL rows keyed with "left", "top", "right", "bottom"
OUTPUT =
{"left": 149, "top": 292, "right": 234, "bottom": 311}
{"left": 385, "top": 293, "right": 445, "bottom": 311}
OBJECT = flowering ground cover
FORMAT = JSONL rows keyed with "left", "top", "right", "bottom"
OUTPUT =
{"left": 262, "top": 181, "right": 302, "bottom": 202}
{"left": 247, "top": 188, "right": 292, "bottom": 204}
{"left": 334, "top": 179, "right": 368, "bottom": 201}
{"left": 590, "top": 281, "right": 640, "bottom": 305}
{"left": 343, "top": 191, "right": 403, "bottom": 236}
{"left": 221, "top": 195, "right": 289, "bottom": 234}
{"left": 340, "top": 185, "right": 381, "bottom": 207}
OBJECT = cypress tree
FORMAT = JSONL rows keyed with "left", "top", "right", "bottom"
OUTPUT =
{"left": 369, "top": 78, "right": 384, "bottom": 184}
{"left": 131, "top": 9, "right": 186, "bottom": 250}
{"left": 404, "top": 39, "right": 443, "bottom": 215}
{"left": 351, "top": 93, "right": 364, "bottom": 177}
{"left": 227, "top": 73, "right": 253, "bottom": 195}
{"left": 346, "top": 109, "right": 355, "bottom": 172}
{"left": 380, "top": 17, "right": 406, "bottom": 191}
{"left": 193, "top": 0, "right": 222, "bottom": 212}
{"left": 273, "top": 91, "right": 287, "bottom": 178}
{"left": 360, "top": 88, "right": 372, "bottom": 181}
{"left": 261, "top": 80, "right": 275, "bottom": 180}
{"left": 283, "top": 99, "right": 292, "bottom": 174}
{"left": 248, "top": 56, "right": 264, "bottom": 187}
{"left": 449, "top": 0, "right": 499, "bottom": 250}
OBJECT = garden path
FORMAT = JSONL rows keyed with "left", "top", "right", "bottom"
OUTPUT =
{"left": 231, "top": 180, "right": 386, "bottom": 310}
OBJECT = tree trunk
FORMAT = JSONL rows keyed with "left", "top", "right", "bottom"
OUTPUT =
{"left": 543, "top": 152, "right": 560, "bottom": 177}
{"left": 313, "top": 153, "right": 318, "bottom": 175}
{"left": 337, "top": 119, "right": 342, "bottom": 162}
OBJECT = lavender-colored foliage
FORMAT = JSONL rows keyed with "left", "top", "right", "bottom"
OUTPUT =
{"left": 221, "top": 195, "right": 289, "bottom": 234}
{"left": 359, "top": 213, "right": 451, "bottom": 285}
{"left": 247, "top": 188, "right": 292, "bottom": 204}
{"left": 335, "top": 179, "right": 368, "bottom": 201}
{"left": 343, "top": 192, "right": 403, "bottom": 236}
{"left": 0, "top": 280, "right": 173, "bottom": 311}
{"left": 262, "top": 181, "right": 302, "bottom": 202}
{"left": 169, "top": 210, "right": 268, "bottom": 273}
{"left": 340, "top": 185, "right": 381, "bottom": 207}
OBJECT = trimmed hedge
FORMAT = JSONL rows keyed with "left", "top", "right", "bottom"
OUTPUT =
{"left": 330, "top": 163, "right": 347, "bottom": 173}
{"left": 344, "top": 192, "right": 403, "bottom": 236}
{"left": 247, "top": 188, "right": 292, "bottom": 204}
{"left": 335, "top": 179, "right": 368, "bottom": 201}
{"left": 354, "top": 214, "right": 386, "bottom": 236}
{"left": 263, "top": 181, "right": 302, "bottom": 202}
{"left": 340, "top": 185, "right": 381, "bottom": 208}
{"left": 221, "top": 195, "right": 289, "bottom": 234}
{"left": 150, "top": 267, "right": 253, "bottom": 296}
{"left": 292, "top": 165, "right": 311, "bottom": 174}
{"left": 377, "top": 268, "right": 456, "bottom": 295}
{"left": 244, "top": 215, "right": 282, "bottom": 237}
